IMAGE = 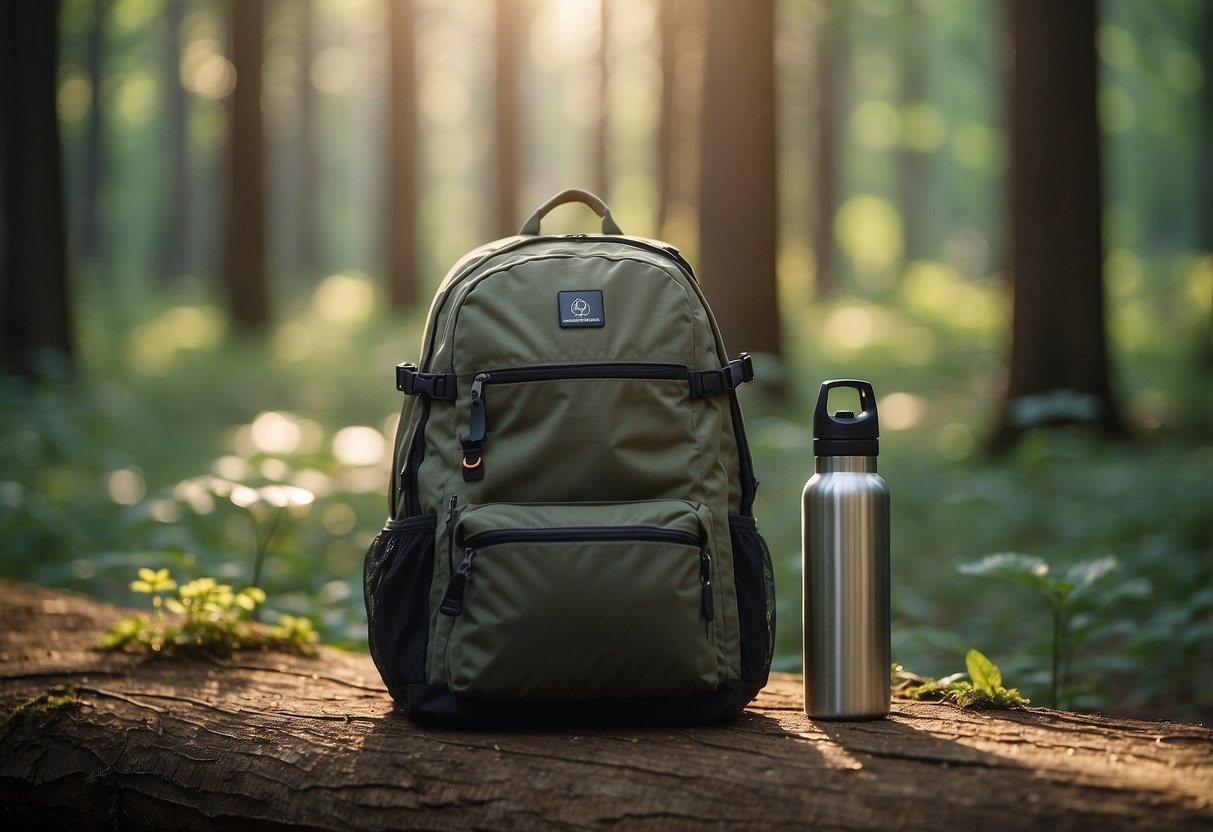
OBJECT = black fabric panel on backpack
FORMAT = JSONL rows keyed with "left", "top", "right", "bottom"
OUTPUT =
{"left": 364, "top": 514, "right": 436, "bottom": 691}
{"left": 729, "top": 514, "right": 776, "bottom": 689}
{"left": 728, "top": 391, "right": 759, "bottom": 516}
{"left": 391, "top": 680, "right": 760, "bottom": 729}
{"left": 399, "top": 399, "right": 432, "bottom": 518}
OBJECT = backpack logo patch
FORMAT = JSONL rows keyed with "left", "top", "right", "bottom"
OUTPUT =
{"left": 558, "top": 290, "right": 605, "bottom": 328}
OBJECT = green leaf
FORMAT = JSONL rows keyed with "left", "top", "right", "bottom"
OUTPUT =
{"left": 959, "top": 552, "right": 1049, "bottom": 586}
{"left": 965, "top": 648, "right": 1002, "bottom": 693}
{"left": 242, "top": 586, "right": 267, "bottom": 604}
{"left": 1064, "top": 556, "right": 1118, "bottom": 603}
{"left": 959, "top": 552, "right": 1063, "bottom": 607}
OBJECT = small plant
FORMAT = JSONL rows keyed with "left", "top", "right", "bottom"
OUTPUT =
{"left": 173, "top": 476, "right": 315, "bottom": 616}
{"left": 959, "top": 552, "right": 1117, "bottom": 708}
{"left": 99, "top": 567, "right": 318, "bottom": 657}
{"left": 895, "top": 649, "right": 1030, "bottom": 709}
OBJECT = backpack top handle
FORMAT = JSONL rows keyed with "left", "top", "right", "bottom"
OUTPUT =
{"left": 519, "top": 188, "right": 624, "bottom": 236}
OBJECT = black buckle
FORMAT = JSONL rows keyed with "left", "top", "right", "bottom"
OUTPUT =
{"left": 395, "top": 364, "right": 456, "bottom": 400}
{"left": 689, "top": 353, "right": 755, "bottom": 398}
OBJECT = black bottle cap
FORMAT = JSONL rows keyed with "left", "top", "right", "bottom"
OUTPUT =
{"left": 813, "top": 379, "right": 880, "bottom": 456}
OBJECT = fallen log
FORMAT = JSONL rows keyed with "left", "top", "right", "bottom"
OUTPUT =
{"left": 1, "top": 580, "right": 1209, "bottom": 831}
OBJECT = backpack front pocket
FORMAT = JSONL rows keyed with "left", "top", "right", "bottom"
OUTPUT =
{"left": 441, "top": 500, "right": 720, "bottom": 701}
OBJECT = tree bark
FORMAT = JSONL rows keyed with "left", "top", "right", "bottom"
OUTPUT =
{"left": 0, "top": 0, "right": 74, "bottom": 375}
{"left": 699, "top": 0, "right": 781, "bottom": 357}
{"left": 222, "top": 0, "right": 270, "bottom": 330}
{"left": 1, "top": 581, "right": 1210, "bottom": 831}
{"left": 990, "top": 0, "right": 1127, "bottom": 448}
{"left": 387, "top": 0, "right": 418, "bottom": 308}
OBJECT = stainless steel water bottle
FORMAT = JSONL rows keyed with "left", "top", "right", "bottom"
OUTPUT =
{"left": 802, "top": 379, "right": 890, "bottom": 719}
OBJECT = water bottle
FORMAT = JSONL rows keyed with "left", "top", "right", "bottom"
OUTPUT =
{"left": 802, "top": 379, "right": 890, "bottom": 720}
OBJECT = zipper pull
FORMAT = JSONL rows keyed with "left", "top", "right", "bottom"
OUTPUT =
{"left": 439, "top": 547, "right": 476, "bottom": 617}
{"left": 458, "top": 375, "right": 487, "bottom": 485}
{"left": 468, "top": 373, "right": 488, "bottom": 443}
{"left": 462, "top": 374, "right": 488, "bottom": 481}
{"left": 700, "top": 550, "right": 715, "bottom": 622}
{"left": 445, "top": 494, "right": 458, "bottom": 574}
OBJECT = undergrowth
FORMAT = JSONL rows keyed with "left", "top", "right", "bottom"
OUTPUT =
{"left": 98, "top": 568, "right": 318, "bottom": 657}
{"left": 895, "top": 650, "right": 1030, "bottom": 710}
{"left": 1, "top": 280, "right": 1210, "bottom": 720}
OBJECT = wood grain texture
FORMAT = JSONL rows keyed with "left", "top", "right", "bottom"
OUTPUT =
{"left": 1, "top": 580, "right": 1210, "bottom": 831}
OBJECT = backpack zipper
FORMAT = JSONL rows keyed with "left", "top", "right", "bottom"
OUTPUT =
{"left": 439, "top": 525, "right": 711, "bottom": 619}
{"left": 479, "top": 362, "right": 687, "bottom": 385}
{"left": 465, "top": 525, "right": 700, "bottom": 548}
{"left": 445, "top": 494, "right": 459, "bottom": 574}
{"left": 461, "top": 363, "right": 688, "bottom": 479}
{"left": 438, "top": 546, "right": 476, "bottom": 617}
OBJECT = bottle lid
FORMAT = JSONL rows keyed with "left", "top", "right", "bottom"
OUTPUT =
{"left": 813, "top": 379, "right": 880, "bottom": 456}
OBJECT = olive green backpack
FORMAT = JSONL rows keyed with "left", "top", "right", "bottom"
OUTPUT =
{"left": 364, "top": 189, "right": 775, "bottom": 726}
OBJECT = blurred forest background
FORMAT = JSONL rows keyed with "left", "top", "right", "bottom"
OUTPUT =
{"left": 1, "top": 0, "right": 1210, "bottom": 721}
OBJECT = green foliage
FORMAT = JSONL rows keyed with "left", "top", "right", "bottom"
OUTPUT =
{"left": 99, "top": 568, "right": 317, "bottom": 657}
{"left": 958, "top": 553, "right": 1118, "bottom": 610}
{"left": 4, "top": 279, "right": 1208, "bottom": 718}
{"left": 959, "top": 553, "right": 1118, "bottom": 708}
{"left": 895, "top": 651, "right": 1030, "bottom": 710}
{"left": 0, "top": 283, "right": 419, "bottom": 650}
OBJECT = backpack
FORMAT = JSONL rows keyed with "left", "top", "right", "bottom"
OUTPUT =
{"left": 363, "top": 189, "right": 776, "bottom": 726}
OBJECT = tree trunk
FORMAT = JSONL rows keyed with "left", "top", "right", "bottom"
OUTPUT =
{"left": 81, "top": 0, "right": 108, "bottom": 265}
{"left": 222, "top": 0, "right": 270, "bottom": 330}
{"left": 1202, "top": 0, "right": 1213, "bottom": 370}
{"left": 699, "top": 0, "right": 781, "bottom": 357}
{"left": 656, "top": 0, "right": 701, "bottom": 247}
{"left": 387, "top": 0, "right": 418, "bottom": 308}
{"left": 2, "top": 580, "right": 1211, "bottom": 831}
{"left": 593, "top": 0, "right": 611, "bottom": 200}
{"left": 812, "top": 0, "right": 846, "bottom": 298}
{"left": 990, "top": 0, "right": 1127, "bottom": 448}
{"left": 656, "top": 0, "right": 675, "bottom": 234}
{"left": 296, "top": 0, "right": 320, "bottom": 279}
{"left": 160, "top": 0, "right": 191, "bottom": 283}
{"left": 0, "top": 0, "right": 74, "bottom": 375}
{"left": 898, "top": 0, "right": 926, "bottom": 267}
{"left": 495, "top": 0, "right": 524, "bottom": 238}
